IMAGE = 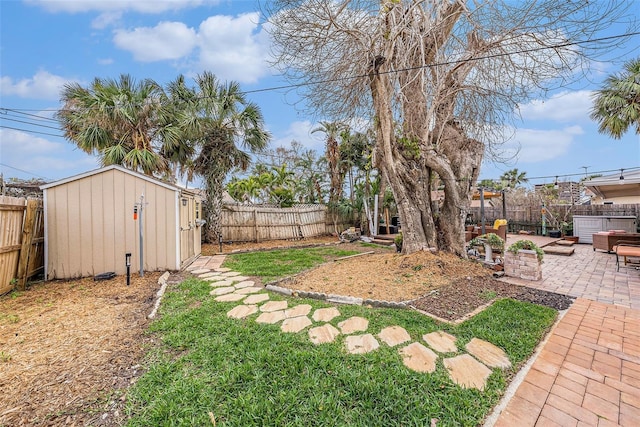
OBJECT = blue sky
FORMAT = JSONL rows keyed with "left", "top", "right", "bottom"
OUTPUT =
{"left": 1, "top": 0, "right": 639, "bottom": 188}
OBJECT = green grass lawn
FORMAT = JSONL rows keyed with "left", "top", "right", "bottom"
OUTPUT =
{"left": 124, "top": 244, "right": 557, "bottom": 426}
{"left": 221, "top": 246, "right": 363, "bottom": 283}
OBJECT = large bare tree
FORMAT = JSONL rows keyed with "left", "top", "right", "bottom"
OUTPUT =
{"left": 265, "top": 0, "right": 633, "bottom": 255}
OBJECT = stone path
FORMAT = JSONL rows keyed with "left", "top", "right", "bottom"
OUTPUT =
{"left": 187, "top": 259, "right": 512, "bottom": 391}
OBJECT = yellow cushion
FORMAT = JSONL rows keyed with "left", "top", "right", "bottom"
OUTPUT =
{"left": 493, "top": 219, "right": 507, "bottom": 228}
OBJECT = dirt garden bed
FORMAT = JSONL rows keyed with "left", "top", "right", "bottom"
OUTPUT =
{"left": 1, "top": 235, "right": 572, "bottom": 425}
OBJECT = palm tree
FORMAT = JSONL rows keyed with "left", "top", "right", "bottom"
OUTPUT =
{"left": 499, "top": 168, "right": 528, "bottom": 189}
{"left": 57, "top": 74, "right": 183, "bottom": 178}
{"left": 171, "top": 72, "right": 270, "bottom": 242}
{"left": 591, "top": 58, "right": 640, "bottom": 139}
{"left": 311, "top": 121, "right": 347, "bottom": 206}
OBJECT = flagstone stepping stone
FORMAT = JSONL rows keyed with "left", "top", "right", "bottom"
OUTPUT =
{"left": 285, "top": 304, "right": 312, "bottom": 318}
{"left": 256, "top": 310, "right": 286, "bottom": 324}
{"left": 399, "top": 342, "right": 438, "bottom": 373}
{"left": 281, "top": 316, "right": 312, "bottom": 333}
{"left": 338, "top": 316, "right": 369, "bottom": 334}
{"left": 345, "top": 334, "right": 379, "bottom": 354}
{"left": 227, "top": 304, "right": 258, "bottom": 319}
{"left": 205, "top": 277, "right": 230, "bottom": 283}
{"left": 215, "top": 293, "right": 246, "bottom": 303}
{"left": 191, "top": 268, "right": 210, "bottom": 275}
{"left": 309, "top": 324, "right": 341, "bottom": 345}
{"left": 209, "top": 280, "right": 235, "bottom": 288}
{"left": 312, "top": 307, "right": 341, "bottom": 322}
{"left": 199, "top": 272, "right": 220, "bottom": 279}
{"left": 233, "top": 280, "right": 255, "bottom": 289}
{"left": 261, "top": 301, "right": 289, "bottom": 312}
{"left": 210, "top": 286, "right": 236, "bottom": 296}
{"left": 443, "top": 354, "right": 492, "bottom": 391}
{"left": 235, "top": 287, "right": 263, "bottom": 295}
{"left": 423, "top": 331, "right": 458, "bottom": 353}
{"left": 214, "top": 267, "right": 232, "bottom": 272}
{"left": 244, "top": 293, "right": 269, "bottom": 304}
{"left": 378, "top": 326, "right": 411, "bottom": 347}
{"left": 465, "top": 338, "right": 511, "bottom": 369}
{"left": 221, "top": 271, "right": 241, "bottom": 277}
{"left": 229, "top": 276, "right": 251, "bottom": 283}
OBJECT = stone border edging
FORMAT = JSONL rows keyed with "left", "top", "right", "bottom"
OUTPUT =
{"left": 265, "top": 282, "right": 408, "bottom": 309}
{"left": 148, "top": 271, "right": 170, "bottom": 319}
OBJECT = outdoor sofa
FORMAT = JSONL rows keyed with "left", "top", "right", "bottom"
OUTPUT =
{"left": 592, "top": 231, "right": 640, "bottom": 253}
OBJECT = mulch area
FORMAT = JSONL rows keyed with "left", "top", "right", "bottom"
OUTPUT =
{"left": 0, "top": 235, "right": 574, "bottom": 425}
{"left": 0, "top": 273, "right": 163, "bottom": 426}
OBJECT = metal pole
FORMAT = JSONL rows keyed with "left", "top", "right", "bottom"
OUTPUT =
{"left": 373, "top": 196, "right": 379, "bottom": 236}
{"left": 479, "top": 187, "right": 486, "bottom": 235}
{"left": 139, "top": 194, "right": 144, "bottom": 277}
{"left": 502, "top": 190, "right": 507, "bottom": 219}
{"left": 541, "top": 203, "right": 547, "bottom": 236}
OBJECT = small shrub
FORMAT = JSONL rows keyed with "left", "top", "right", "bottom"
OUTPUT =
{"left": 468, "top": 232, "right": 504, "bottom": 252}
{"left": 507, "top": 240, "right": 544, "bottom": 262}
{"left": 394, "top": 232, "right": 403, "bottom": 252}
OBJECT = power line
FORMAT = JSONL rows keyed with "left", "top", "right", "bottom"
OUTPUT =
{"left": 2, "top": 31, "right": 639, "bottom": 111}
{"left": 0, "top": 162, "right": 50, "bottom": 180}
{"left": 0, "top": 116, "right": 62, "bottom": 130}
{"left": 244, "top": 31, "right": 640, "bottom": 95}
{"left": 0, "top": 108, "right": 58, "bottom": 122}
{"left": 0, "top": 125, "right": 64, "bottom": 138}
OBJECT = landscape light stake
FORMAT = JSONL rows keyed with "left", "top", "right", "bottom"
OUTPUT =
{"left": 125, "top": 253, "right": 131, "bottom": 286}
{"left": 219, "top": 232, "right": 223, "bottom": 253}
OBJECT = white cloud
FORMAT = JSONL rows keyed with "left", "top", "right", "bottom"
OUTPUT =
{"left": 0, "top": 129, "right": 99, "bottom": 180}
{"left": 91, "top": 11, "right": 122, "bottom": 29}
{"left": 270, "top": 120, "right": 324, "bottom": 153}
{"left": 518, "top": 90, "right": 593, "bottom": 122}
{"left": 112, "top": 13, "right": 270, "bottom": 83}
{"left": 114, "top": 21, "right": 198, "bottom": 62}
{"left": 197, "top": 13, "right": 269, "bottom": 83}
{"left": 0, "top": 71, "right": 74, "bottom": 100}
{"left": 97, "top": 58, "right": 114, "bottom": 65}
{"left": 501, "top": 126, "right": 584, "bottom": 163}
{"left": 26, "top": 0, "right": 208, "bottom": 14}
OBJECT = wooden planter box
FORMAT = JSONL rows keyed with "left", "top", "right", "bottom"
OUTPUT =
{"left": 504, "top": 249, "right": 542, "bottom": 281}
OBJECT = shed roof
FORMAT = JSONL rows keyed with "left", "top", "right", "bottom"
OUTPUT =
{"left": 40, "top": 165, "right": 181, "bottom": 192}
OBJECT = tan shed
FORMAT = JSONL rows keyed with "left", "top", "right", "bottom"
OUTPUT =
{"left": 40, "top": 165, "right": 202, "bottom": 280}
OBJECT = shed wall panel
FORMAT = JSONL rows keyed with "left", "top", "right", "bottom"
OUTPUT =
{"left": 45, "top": 168, "right": 181, "bottom": 279}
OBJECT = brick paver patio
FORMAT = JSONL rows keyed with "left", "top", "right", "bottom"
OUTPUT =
{"left": 493, "top": 298, "right": 640, "bottom": 426}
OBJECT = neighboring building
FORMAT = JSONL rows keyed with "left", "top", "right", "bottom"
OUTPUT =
{"left": 534, "top": 181, "right": 581, "bottom": 204}
{"left": 583, "top": 169, "right": 640, "bottom": 205}
{"left": 40, "top": 165, "right": 203, "bottom": 280}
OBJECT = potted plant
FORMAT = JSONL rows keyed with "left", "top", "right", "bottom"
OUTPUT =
{"left": 507, "top": 240, "right": 544, "bottom": 262}
{"left": 468, "top": 233, "right": 504, "bottom": 263}
{"left": 561, "top": 221, "right": 579, "bottom": 243}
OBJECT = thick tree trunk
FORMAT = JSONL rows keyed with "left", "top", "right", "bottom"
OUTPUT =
{"left": 370, "top": 65, "right": 437, "bottom": 253}
{"left": 203, "top": 173, "right": 224, "bottom": 244}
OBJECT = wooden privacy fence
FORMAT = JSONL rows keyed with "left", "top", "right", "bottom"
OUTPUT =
{"left": 221, "top": 204, "right": 329, "bottom": 242}
{"left": 0, "top": 196, "right": 44, "bottom": 294}
{"left": 469, "top": 203, "right": 639, "bottom": 224}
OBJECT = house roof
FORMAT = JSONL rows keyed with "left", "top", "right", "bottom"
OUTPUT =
{"left": 583, "top": 169, "right": 640, "bottom": 199}
{"left": 40, "top": 164, "right": 182, "bottom": 192}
